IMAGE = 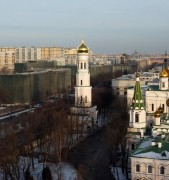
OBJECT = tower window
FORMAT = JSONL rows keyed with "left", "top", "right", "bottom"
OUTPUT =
{"left": 135, "top": 113, "right": 139, "bottom": 122}
{"left": 81, "top": 63, "right": 83, "bottom": 69}
{"left": 81, "top": 80, "right": 83, "bottom": 85}
{"left": 162, "top": 104, "right": 165, "bottom": 111}
{"left": 162, "top": 82, "right": 165, "bottom": 88}
{"left": 152, "top": 104, "right": 154, "bottom": 111}
{"left": 136, "top": 164, "right": 140, "bottom": 172}
{"left": 84, "top": 63, "right": 86, "bottom": 69}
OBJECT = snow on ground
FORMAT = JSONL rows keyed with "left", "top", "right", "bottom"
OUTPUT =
{"left": 111, "top": 166, "right": 131, "bottom": 180}
{"left": 0, "top": 158, "right": 77, "bottom": 180}
{"left": 32, "top": 159, "right": 77, "bottom": 180}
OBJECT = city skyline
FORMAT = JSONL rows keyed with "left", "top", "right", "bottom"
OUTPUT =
{"left": 0, "top": 0, "right": 169, "bottom": 53}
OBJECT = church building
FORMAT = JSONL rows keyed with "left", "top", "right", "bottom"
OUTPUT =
{"left": 127, "top": 65, "right": 169, "bottom": 180}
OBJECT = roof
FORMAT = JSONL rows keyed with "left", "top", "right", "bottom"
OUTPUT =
{"left": 131, "top": 136, "right": 169, "bottom": 160}
{"left": 146, "top": 85, "right": 160, "bottom": 91}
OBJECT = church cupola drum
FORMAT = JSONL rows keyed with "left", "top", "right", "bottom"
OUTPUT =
{"left": 75, "top": 40, "right": 92, "bottom": 107}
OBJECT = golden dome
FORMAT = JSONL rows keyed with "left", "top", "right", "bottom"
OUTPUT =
{"left": 77, "top": 40, "right": 89, "bottom": 53}
{"left": 154, "top": 109, "right": 161, "bottom": 118}
{"left": 158, "top": 106, "right": 164, "bottom": 114}
{"left": 160, "top": 68, "right": 169, "bottom": 78}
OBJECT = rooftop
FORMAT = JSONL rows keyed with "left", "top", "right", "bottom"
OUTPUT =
{"left": 131, "top": 136, "right": 169, "bottom": 159}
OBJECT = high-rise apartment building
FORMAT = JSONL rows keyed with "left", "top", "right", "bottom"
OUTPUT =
{"left": 15, "top": 47, "right": 41, "bottom": 62}
{"left": 0, "top": 48, "right": 15, "bottom": 72}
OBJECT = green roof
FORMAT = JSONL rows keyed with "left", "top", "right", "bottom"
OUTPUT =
{"left": 131, "top": 136, "right": 169, "bottom": 159}
{"left": 132, "top": 79, "right": 144, "bottom": 109}
{"left": 147, "top": 85, "right": 169, "bottom": 91}
{"left": 134, "top": 142, "right": 169, "bottom": 155}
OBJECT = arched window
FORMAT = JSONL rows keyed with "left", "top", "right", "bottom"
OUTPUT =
{"left": 160, "top": 166, "right": 165, "bottom": 174}
{"left": 84, "top": 63, "right": 86, "bottom": 69}
{"left": 136, "top": 164, "right": 140, "bottom": 172}
{"left": 162, "top": 82, "right": 165, "bottom": 88}
{"left": 148, "top": 165, "right": 153, "bottom": 173}
{"left": 135, "top": 113, "right": 139, "bottom": 122}
{"left": 81, "top": 63, "right": 83, "bottom": 69}
{"left": 81, "top": 80, "right": 83, "bottom": 85}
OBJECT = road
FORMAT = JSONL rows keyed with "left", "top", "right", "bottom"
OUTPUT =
{"left": 70, "top": 128, "right": 114, "bottom": 180}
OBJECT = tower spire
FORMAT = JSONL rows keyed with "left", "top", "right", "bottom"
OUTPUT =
{"left": 132, "top": 73, "right": 144, "bottom": 110}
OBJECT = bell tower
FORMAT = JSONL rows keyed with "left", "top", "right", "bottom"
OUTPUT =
{"left": 129, "top": 72, "right": 146, "bottom": 129}
{"left": 71, "top": 40, "right": 98, "bottom": 129}
{"left": 75, "top": 40, "right": 92, "bottom": 107}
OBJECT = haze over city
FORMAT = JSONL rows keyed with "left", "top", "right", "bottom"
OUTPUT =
{"left": 0, "top": 0, "right": 169, "bottom": 53}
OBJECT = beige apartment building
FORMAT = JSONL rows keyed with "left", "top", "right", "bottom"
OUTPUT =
{"left": 15, "top": 47, "right": 65, "bottom": 64}
{"left": 41, "top": 47, "right": 64, "bottom": 60}
{"left": 64, "top": 48, "right": 77, "bottom": 65}
{"left": 0, "top": 48, "right": 15, "bottom": 72}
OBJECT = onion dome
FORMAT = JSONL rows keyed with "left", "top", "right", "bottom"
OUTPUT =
{"left": 136, "top": 72, "right": 140, "bottom": 77}
{"left": 77, "top": 40, "right": 89, "bottom": 53}
{"left": 166, "top": 99, "right": 169, "bottom": 107}
{"left": 160, "top": 68, "right": 169, "bottom": 78}
{"left": 154, "top": 109, "right": 161, "bottom": 118}
{"left": 158, "top": 106, "right": 164, "bottom": 114}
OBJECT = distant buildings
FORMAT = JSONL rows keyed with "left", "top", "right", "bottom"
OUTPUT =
{"left": 112, "top": 72, "right": 159, "bottom": 96}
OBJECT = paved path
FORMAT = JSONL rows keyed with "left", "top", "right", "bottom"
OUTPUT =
{"left": 70, "top": 128, "right": 114, "bottom": 180}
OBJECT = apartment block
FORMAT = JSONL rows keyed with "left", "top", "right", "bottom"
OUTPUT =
{"left": 15, "top": 47, "right": 41, "bottom": 62}
{"left": 0, "top": 48, "right": 15, "bottom": 72}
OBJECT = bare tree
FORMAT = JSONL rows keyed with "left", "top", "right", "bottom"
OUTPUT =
{"left": 0, "top": 124, "right": 20, "bottom": 180}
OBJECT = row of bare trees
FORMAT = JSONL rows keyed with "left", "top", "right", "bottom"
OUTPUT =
{"left": 104, "top": 96, "right": 129, "bottom": 179}
{"left": 0, "top": 98, "right": 93, "bottom": 179}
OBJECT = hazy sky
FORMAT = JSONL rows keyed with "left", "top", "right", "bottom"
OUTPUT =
{"left": 0, "top": 0, "right": 169, "bottom": 53}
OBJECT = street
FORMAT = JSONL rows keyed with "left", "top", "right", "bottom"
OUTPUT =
{"left": 70, "top": 128, "right": 115, "bottom": 180}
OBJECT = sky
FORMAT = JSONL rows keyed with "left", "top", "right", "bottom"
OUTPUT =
{"left": 0, "top": 0, "right": 169, "bottom": 54}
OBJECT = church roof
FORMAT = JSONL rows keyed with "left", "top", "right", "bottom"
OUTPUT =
{"left": 132, "top": 75, "right": 144, "bottom": 110}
